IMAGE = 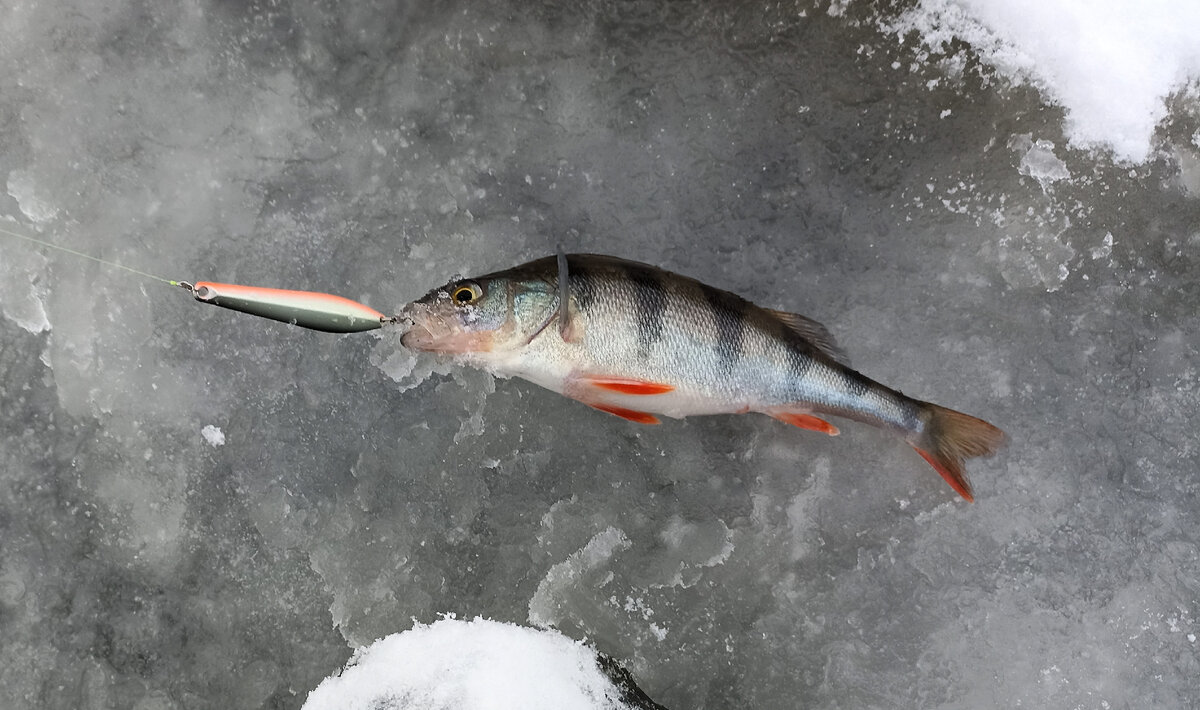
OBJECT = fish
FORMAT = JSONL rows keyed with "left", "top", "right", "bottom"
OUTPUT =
{"left": 401, "top": 253, "right": 1005, "bottom": 501}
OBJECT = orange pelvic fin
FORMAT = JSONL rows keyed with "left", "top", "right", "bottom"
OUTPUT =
{"left": 582, "top": 376, "right": 675, "bottom": 395}
{"left": 769, "top": 410, "right": 840, "bottom": 436}
{"left": 589, "top": 403, "right": 661, "bottom": 425}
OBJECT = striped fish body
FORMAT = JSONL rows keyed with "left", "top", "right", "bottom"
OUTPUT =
{"left": 402, "top": 254, "right": 1004, "bottom": 500}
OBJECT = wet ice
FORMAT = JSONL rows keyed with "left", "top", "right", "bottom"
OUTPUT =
{"left": 1, "top": 1, "right": 1198, "bottom": 709}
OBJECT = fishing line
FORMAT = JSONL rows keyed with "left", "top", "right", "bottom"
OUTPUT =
{"left": 0, "top": 223, "right": 183, "bottom": 287}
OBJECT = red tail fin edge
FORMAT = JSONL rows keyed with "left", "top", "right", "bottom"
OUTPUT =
{"left": 913, "top": 447, "right": 976, "bottom": 502}
{"left": 912, "top": 404, "right": 1006, "bottom": 502}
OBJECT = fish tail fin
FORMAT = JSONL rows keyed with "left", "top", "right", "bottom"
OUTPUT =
{"left": 910, "top": 404, "right": 1006, "bottom": 502}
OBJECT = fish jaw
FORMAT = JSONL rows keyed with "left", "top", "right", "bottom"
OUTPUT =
{"left": 400, "top": 300, "right": 499, "bottom": 354}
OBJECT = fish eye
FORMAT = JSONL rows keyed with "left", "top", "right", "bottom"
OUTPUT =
{"left": 451, "top": 282, "right": 482, "bottom": 305}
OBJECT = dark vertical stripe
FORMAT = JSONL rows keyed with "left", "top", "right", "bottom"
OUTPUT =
{"left": 627, "top": 264, "right": 666, "bottom": 356}
{"left": 572, "top": 262, "right": 596, "bottom": 314}
{"left": 703, "top": 285, "right": 746, "bottom": 377}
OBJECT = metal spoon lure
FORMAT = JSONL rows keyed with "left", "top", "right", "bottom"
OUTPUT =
{"left": 179, "top": 281, "right": 394, "bottom": 333}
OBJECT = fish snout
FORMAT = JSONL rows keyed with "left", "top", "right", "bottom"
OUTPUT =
{"left": 398, "top": 302, "right": 442, "bottom": 351}
{"left": 399, "top": 325, "right": 432, "bottom": 351}
{"left": 397, "top": 301, "right": 495, "bottom": 354}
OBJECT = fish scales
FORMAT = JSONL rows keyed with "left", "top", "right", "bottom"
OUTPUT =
{"left": 401, "top": 253, "right": 1005, "bottom": 501}
{"left": 418, "top": 254, "right": 916, "bottom": 422}
{"left": 701, "top": 284, "right": 748, "bottom": 377}
{"left": 569, "top": 258, "right": 793, "bottom": 409}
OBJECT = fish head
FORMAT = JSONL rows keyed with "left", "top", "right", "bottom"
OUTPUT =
{"left": 401, "top": 271, "right": 556, "bottom": 356}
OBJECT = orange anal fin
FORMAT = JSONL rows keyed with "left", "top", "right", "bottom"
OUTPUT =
{"left": 582, "top": 376, "right": 675, "bottom": 396}
{"left": 770, "top": 412, "right": 840, "bottom": 436}
{"left": 589, "top": 403, "right": 661, "bottom": 425}
{"left": 913, "top": 446, "right": 975, "bottom": 503}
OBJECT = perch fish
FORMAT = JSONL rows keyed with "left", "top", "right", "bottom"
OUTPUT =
{"left": 401, "top": 254, "right": 1005, "bottom": 501}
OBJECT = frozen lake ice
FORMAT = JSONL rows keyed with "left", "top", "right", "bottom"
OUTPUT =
{"left": 1, "top": 1, "right": 1198, "bottom": 708}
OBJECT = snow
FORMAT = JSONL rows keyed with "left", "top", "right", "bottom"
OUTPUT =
{"left": 304, "top": 618, "right": 635, "bottom": 710}
{"left": 890, "top": 0, "right": 1200, "bottom": 162}
{"left": 0, "top": 1, "right": 1198, "bottom": 709}
{"left": 201, "top": 425, "right": 225, "bottom": 447}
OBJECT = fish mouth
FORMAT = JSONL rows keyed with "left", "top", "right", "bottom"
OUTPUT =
{"left": 399, "top": 322, "right": 437, "bottom": 351}
{"left": 398, "top": 303, "right": 444, "bottom": 351}
{"left": 399, "top": 302, "right": 493, "bottom": 354}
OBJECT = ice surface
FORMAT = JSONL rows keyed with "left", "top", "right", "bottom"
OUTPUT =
{"left": 7, "top": 171, "right": 60, "bottom": 224}
{"left": 1, "top": 1, "right": 1198, "bottom": 709}
{"left": 0, "top": 234, "right": 51, "bottom": 333}
{"left": 1012, "top": 135, "right": 1071, "bottom": 190}
{"left": 304, "top": 617, "right": 641, "bottom": 710}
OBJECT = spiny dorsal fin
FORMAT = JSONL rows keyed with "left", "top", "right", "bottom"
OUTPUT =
{"left": 767, "top": 309, "right": 849, "bottom": 365}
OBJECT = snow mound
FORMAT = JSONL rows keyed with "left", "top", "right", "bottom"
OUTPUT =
{"left": 304, "top": 618, "right": 652, "bottom": 710}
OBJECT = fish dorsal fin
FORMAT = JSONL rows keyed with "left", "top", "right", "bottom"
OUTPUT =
{"left": 767, "top": 309, "right": 849, "bottom": 365}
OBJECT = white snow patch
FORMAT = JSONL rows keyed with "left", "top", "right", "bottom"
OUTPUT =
{"left": 888, "top": 0, "right": 1200, "bottom": 163}
{"left": 201, "top": 425, "right": 225, "bottom": 447}
{"left": 303, "top": 617, "right": 634, "bottom": 710}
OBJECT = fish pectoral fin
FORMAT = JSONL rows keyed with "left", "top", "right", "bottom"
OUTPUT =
{"left": 581, "top": 375, "right": 675, "bottom": 395}
{"left": 560, "top": 311, "right": 584, "bottom": 344}
{"left": 766, "top": 409, "right": 840, "bottom": 436}
{"left": 588, "top": 403, "right": 661, "bottom": 425}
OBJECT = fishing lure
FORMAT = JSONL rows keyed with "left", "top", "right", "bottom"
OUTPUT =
{"left": 181, "top": 281, "right": 389, "bottom": 333}
{"left": 0, "top": 225, "right": 391, "bottom": 334}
